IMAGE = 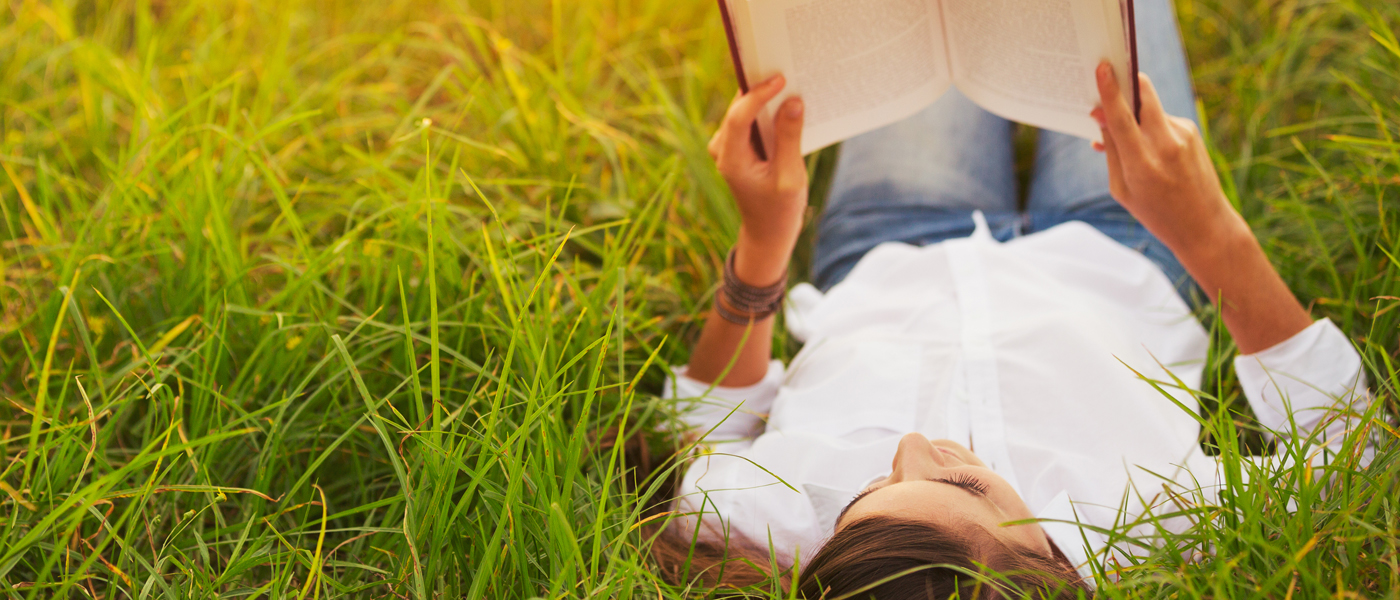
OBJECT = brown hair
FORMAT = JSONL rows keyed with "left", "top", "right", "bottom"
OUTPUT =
{"left": 795, "top": 517, "right": 1091, "bottom": 599}
{"left": 611, "top": 429, "right": 1091, "bottom": 598}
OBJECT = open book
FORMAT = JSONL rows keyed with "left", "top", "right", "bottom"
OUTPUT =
{"left": 719, "top": 0, "right": 1140, "bottom": 156}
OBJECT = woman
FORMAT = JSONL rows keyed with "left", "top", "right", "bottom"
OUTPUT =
{"left": 656, "top": 0, "right": 1371, "bottom": 596}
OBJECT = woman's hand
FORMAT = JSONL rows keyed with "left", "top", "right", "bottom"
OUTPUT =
{"left": 1091, "top": 62, "right": 1247, "bottom": 259}
{"left": 708, "top": 75, "right": 807, "bottom": 285}
{"left": 684, "top": 77, "right": 805, "bottom": 387}
{"left": 1092, "top": 61, "right": 1311, "bottom": 354}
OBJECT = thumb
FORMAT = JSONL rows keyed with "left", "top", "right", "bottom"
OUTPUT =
{"left": 771, "top": 97, "right": 806, "bottom": 183}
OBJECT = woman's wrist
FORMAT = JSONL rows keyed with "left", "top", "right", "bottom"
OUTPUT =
{"left": 734, "top": 226, "right": 796, "bottom": 286}
{"left": 1170, "top": 210, "right": 1312, "bottom": 353}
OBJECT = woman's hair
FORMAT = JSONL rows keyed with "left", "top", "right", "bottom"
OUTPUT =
{"left": 611, "top": 429, "right": 1093, "bottom": 598}
{"left": 645, "top": 516, "right": 1090, "bottom": 598}
{"left": 794, "top": 516, "right": 1091, "bottom": 599}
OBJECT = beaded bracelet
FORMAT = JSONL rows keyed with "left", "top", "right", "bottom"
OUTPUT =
{"left": 715, "top": 247, "right": 787, "bottom": 325}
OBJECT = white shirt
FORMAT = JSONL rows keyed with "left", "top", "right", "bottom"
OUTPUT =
{"left": 664, "top": 216, "right": 1369, "bottom": 575}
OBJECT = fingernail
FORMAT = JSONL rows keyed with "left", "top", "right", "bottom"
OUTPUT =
{"left": 1097, "top": 63, "right": 1112, "bottom": 82}
{"left": 785, "top": 98, "right": 804, "bottom": 118}
{"left": 765, "top": 74, "right": 785, "bottom": 88}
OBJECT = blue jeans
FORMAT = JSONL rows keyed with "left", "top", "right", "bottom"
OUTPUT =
{"left": 813, "top": 0, "right": 1201, "bottom": 306}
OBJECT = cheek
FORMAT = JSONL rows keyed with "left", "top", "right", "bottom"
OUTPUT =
{"left": 987, "top": 485, "right": 1036, "bottom": 520}
{"left": 959, "top": 449, "right": 987, "bottom": 467}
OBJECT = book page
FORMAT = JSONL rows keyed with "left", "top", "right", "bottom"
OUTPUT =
{"left": 942, "top": 0, "right": 1131, "bottom": 141}
{"left": 742, "top": 0, "right": 950, "bottom": 155}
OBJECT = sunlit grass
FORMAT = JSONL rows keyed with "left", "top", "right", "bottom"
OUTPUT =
{"left": 0, "top": 0, "right": 1396, "bottom": 597}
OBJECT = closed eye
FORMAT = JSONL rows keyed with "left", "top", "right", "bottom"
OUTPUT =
{"left": 835, "top": 474, "right": 990, "bottom": 526}
{"left": 936, "top": 474, "right": 989, "bottom": 496}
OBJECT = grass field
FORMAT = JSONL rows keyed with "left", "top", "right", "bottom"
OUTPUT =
{"left": 2, "top": 0, "right": 1398, "bottom": 597}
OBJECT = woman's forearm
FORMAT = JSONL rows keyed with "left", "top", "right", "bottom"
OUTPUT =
{"left": 683, "top": 230, "right": 794, "bottom": 386}
{"left": 1175, "top": 214, "right": 1313, "bottom": 355}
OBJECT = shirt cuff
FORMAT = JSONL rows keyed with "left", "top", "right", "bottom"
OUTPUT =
{"left": 663, "top": 360, "right": 785, "bottom": 442}
{"left": 1234, "top": 318, "right": 1369, "bottom": 442}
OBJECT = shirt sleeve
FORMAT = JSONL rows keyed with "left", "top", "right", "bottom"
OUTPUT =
{"left": 662, "top": 360, "right": 785, "bottom": 443}
{"left": 1234, "top": 318, "right": 1370, "bottom": 449}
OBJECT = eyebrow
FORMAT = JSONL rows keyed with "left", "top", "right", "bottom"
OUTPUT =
{"left": 834, "top": 478, "right": 987, "bottom": 526}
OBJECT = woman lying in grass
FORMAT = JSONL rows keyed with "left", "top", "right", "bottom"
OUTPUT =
{"left": 653, "top": 0, "right": 1372, "bottom": 596}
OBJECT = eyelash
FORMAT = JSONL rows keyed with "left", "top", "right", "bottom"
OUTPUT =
{"left": 850, "top": 474, "right": 988, "bottom": 502}
{"left": 839, "top": 473, "right": 990, "bottom": 524}
{"left": 937, "top": 474, "right": 990, "bottom": 496}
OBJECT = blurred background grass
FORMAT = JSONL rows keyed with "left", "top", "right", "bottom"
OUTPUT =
{"left": 0, "top": 0, "right": 1396, "bottom": 597}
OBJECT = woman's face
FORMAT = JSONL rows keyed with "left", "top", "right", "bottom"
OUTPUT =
{"left": 836, "top": 433, "right": 1051, "bottom": 555}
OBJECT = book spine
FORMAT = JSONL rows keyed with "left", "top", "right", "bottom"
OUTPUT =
{"left": 717, "top": 0, "right": 768, "bottom": 160}
{"left": 717, "top": 0, "right": 749, "bottom": 93}
{"left": 1126, "top": 0, "right": 1141, "bottom": 122}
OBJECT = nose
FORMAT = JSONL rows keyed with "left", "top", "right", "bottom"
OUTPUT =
{"left": 890, "top": 433, "right": 945, "bottom": 481}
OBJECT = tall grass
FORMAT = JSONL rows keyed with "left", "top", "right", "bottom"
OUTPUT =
{"left": 0, "top": 0, "right": 1395, "bottom": 598}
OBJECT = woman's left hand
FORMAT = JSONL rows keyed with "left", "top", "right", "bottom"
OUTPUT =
{"left": 708, "top": 75, "right": 808, "bottom": 284}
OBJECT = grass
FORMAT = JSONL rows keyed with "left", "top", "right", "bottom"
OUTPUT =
{"left": 0, "top": 0, "right": 1397, "bottom": 597}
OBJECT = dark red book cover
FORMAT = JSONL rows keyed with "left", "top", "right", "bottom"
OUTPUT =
{"left": 1125, "top": 0, "right": 1141, "bottom": 121}
{"left": 717, "top": 0, "right": 769, "bottom": 160}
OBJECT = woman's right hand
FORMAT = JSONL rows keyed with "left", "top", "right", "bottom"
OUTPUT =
{"left": 708, "top": 75, "right": 808, "bottom": 286}
{"left": 685, "top": 78, "right": 806, "bottom": 386}
{"left": 1092, "top": 62, "right": 1250, "bottom": 260}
